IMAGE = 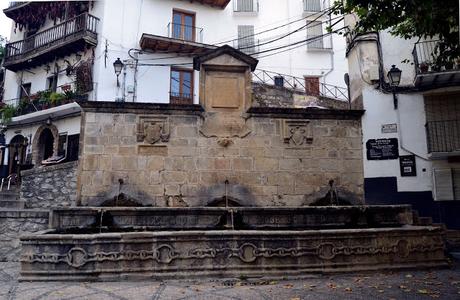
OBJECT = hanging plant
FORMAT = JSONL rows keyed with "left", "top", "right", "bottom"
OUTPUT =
{"left": 11, "top": 1, "right": 94, "bottom": 32}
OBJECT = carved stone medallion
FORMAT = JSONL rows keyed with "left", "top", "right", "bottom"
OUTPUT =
{"left": 283, "top": 120, "right": 313, "bottom": 147}
{"left": 137, "top": 116, "right": 170, "bottom": 145}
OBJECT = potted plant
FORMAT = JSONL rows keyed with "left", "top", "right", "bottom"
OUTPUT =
{"left": 49, "top": 92, "right": 65, "bottom": 107}
{"left": 1, "top": 104, "right": 17, "bottom": 123}
{"left": 419, "top": 62, "right": 429, "bottom": 73}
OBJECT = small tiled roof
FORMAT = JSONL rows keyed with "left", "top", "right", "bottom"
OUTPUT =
{"left": 193, "top": 45, "right": 259, "bottom": 71}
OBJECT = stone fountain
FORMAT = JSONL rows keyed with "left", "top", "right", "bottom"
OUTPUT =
{"left": 19, "top": 46, "right": 447, "bottom": 281}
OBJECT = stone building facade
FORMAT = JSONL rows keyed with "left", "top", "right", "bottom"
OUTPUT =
{"left": 76, "top": 46, "right": 364, "bottom": 207}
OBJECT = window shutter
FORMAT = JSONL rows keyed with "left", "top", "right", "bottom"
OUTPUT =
{"left": 304, "top": 0, "right": 321, "bottom": 12}
{"left": 236, "top": 0, "right": 254, "bottom": 12}
{"left": 433, "top": 169, "right": 454, "bottom": 201}
{"left": 238, "top": 25, "right": 255, "bottom": 54}
{"left": 307, "top": 21, "right": 323, "bottom": 49}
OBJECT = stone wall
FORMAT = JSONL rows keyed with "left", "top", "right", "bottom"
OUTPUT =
{"left": 21, "top": 162, "right": 78, "bottom": 208}
{"left": 0, "top": 210, "right": 49, "bottom": 261}
{"left": 253, "top": 83, "right": 349, "bottom": 110}
{"left": 77, "top": 102, "right": 364, "bottom": 207}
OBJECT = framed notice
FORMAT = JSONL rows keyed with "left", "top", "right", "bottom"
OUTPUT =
{"left": 400, "top": 155, "right": 417, "bottom": 177}
{"left": 366, "top": 138, "right": 399, "bottom": 160}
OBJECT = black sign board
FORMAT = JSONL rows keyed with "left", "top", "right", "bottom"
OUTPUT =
{"left": 400, "top": 155, "right": 417, "bottom": 177}
{"left": 366, "top": 138, "right": 399, "bottom": 160}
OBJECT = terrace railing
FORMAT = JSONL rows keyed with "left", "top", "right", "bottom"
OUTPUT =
{"left": 252, "top": 69, "right": 349, "bottom": 102}
{"left": 413, "top": 40, "right": 459, "bottom": 74}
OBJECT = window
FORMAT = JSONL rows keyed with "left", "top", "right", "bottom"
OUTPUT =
{"left": 47, "top": 75, "right": 58, "bottom": 92}
{"left": 234, "top": 0, "right": 258, "bottom": 12}
{"left": 237, "top": 25, "right": 256, "bottom": 54}
{"left": 307, "top": 21, "right": 324, "bottom": 49}
{"left": 19, "top": 83, "right": 31, "bottom": 99}
{"left": 170, "top": 68, "right": 193, "bottom": 104}
{"left": 172, "top": 10, "right": 195, "bottom": 41}
{"left": 304, "top": 0, "right": 322, "bottom": 12}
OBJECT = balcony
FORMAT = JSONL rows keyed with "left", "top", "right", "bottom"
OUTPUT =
{"left": 426, "top": 120, "right": 460, "bottom": 157}
{"left": 180, "top": 0, "right": 230, "bottom": 9}
{"left": 412, "top": 40, "right": 460, "bottom": 89}
{"left": 170, "top": 92, "right": 193, "bottom": 105}
{"left": 1, "top": 82, "right": 87, "bottom": 122}
{"left": 167, "top": 22, "right": 203, "bottom": 43}
{"left": 3, "top": 13, "right": 99, "bottom": 72}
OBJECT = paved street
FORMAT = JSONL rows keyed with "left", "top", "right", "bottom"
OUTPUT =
{"left": 1, "top": 260, "right": 460, "bottom": 300}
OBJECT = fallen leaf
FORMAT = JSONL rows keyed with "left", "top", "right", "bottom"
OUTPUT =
{"left": 344, "top": 287, "right": 352, "bottom": 292}
{"left": 405, "top": 274, "right": 413, "bottom": 278}
{"left": 284, "top": 283, "right": 294, "bottom": 289}
{"left": 378, "top": 290, "right": 385, "bottom": 293}
{"left": 290, "top": 298, "right": 301, "bottom": 300}
{"left": 327, "top": 283, "right": 337, "bottom": 289}
{"left": 418, "top": 289, "right": 430, "bottom": 294}
{"left": 269, "top": 281, "right": 277, "bottom": 285}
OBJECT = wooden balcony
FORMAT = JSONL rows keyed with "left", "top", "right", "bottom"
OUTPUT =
{"left": 3, "top": 13, "right": 99, "bottom": 72}
{"left": 3, "top": 2, "right": 31, "bottom": 18}
{"left": 179, "top": 0, "right": 230, "bottom": 9}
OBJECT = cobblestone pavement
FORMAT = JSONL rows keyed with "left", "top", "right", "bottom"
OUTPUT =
{"left": 1, "top": 261, "right": 460, "bottom": 300}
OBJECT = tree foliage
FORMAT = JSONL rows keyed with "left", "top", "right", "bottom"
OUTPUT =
{"left": 333, "top": 0, "right": 459, "bottom": 63}
{"left": 0, "top": 35, "right": 6, "bottom": 62}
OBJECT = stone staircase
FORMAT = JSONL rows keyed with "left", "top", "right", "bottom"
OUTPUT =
{"left": 0, "top": 187, "right": 24, "bottom": 209}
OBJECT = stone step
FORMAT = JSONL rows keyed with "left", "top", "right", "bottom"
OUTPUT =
{"left": 416, "top": 216, "right": 433, "bottom": 226}
{"left": 445, "top": 230, "right": 460, "bottom": 252}
{"left": 0, "top": 199, "right": 25, "bottom": 209}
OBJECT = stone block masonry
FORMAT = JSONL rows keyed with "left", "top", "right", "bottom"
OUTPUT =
{"left": 0, "top": 210, "right": 49, "bottom": 261}
{"left": 77, "top": 102, "right": 364, "bottom": 208}
{"left": 20, "top": 162, "right": 78, "bottom": 209}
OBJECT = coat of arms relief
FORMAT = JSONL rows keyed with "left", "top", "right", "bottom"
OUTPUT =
{"left": 137, "top": 116, "right": 170, "bottom": 145}
{"left": 282, "top": 120, "right": 313, "bottom": 147}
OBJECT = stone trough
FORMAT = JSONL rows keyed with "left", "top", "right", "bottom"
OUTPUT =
{"left": 19, "top": 205, "right": 448, "bottom": 281}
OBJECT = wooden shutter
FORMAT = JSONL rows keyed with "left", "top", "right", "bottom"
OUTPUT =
{"left": 304, "top": 0, "right": 321, "bottom": 12}
{"left": 433, "top": 168, "right": 454, "bottom": 201}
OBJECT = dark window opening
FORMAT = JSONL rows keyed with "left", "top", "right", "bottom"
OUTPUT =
{"left": 274, "top": 76, "right": 285, "bottom": 87}
{"left": 19, "top": 83, "right": 31, "bottom": 99}
{"left": 40, "top": 128, "right": 54, "bottom": 161}
{"left": 66, "top": 134, "right": 80, "bottom": 162}
{"left": 47, "top": 75, "right": 58, "bottom": 92}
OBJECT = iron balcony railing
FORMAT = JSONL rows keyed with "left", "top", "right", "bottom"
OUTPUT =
{"left": 413, "top": 40, "right": 459, "bottom": 74}
{"left": 167, "top": 22, "right": 203, "bottom": 43}
{"left": 169, "top": 92, "right": 193, "bottom": 105}
{"left": 304, "top": 0, "right": 329, "bottom": 12}
{"left": 4, "top": 13, "right": 99, "bottom": 65}
{"left": 252, "top": 69, "right": 349, "bottom": 102}
{"left": 426, "top": 120, "right": 460, "bottom": 153}
{"left": 233, "top": 0, "right": 259, "bottom": 12}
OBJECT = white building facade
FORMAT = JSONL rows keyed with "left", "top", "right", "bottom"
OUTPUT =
{"left": 346, "top": 25, "right": 460, "bottom": 228}
{"left": 1, "top": 0, "right": 348, "bottom": 178}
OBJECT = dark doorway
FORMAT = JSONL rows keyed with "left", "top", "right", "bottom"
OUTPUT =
{"left": 8, "top": 135, "right": 26, "bottom": 176}
{"left": 40, "top": 128, "right": 54, "bottom": 161}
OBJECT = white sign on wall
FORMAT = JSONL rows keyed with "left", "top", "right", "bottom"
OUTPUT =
{"left": 381, "top": 123, "right": 398, "bottom": 134}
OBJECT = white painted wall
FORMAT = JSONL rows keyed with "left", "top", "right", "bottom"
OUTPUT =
{"left": 349, "top": 30, "right": 459, "bottom": 195}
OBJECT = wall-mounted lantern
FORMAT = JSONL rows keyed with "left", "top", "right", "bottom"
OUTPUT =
{"left": 113, "top": 58, "right": 124, "bottom": 87}
{"left": 387, "top": 65, "right": 402, "bottom": 109}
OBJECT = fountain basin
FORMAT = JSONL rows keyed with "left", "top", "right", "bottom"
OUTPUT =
{"left": 20, "top": 226, "right": 447, "bottom": 281}
{"left": 49, "top": 205, "right": 414, "bottom": 232}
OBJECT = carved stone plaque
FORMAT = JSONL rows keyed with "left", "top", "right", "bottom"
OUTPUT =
{"left": 137, "top": 116, "right": 170, "bottom": 145}
{"left": 282, "top": 120, "right": 313, "bottom": 147}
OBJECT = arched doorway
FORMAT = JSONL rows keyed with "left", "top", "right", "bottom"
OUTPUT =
{"left": 7, "top": 135, "right": 27, "bottom": 176}
{"left": 32, "top": 124, "right": 59, "bottom": 165}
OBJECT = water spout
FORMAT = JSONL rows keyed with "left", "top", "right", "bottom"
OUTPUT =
{"left": 224, "top": 179, "right": 235, "bottom": 230}
{"left": 99, "top": 209, "right": 104, "bottom": 233}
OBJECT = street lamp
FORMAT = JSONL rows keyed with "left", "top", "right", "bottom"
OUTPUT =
{"left": 113, "top": 58, "right": 124, "bottom": 87}
{"left": 387, "top": 65, "right": 402, "bottom": 109}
